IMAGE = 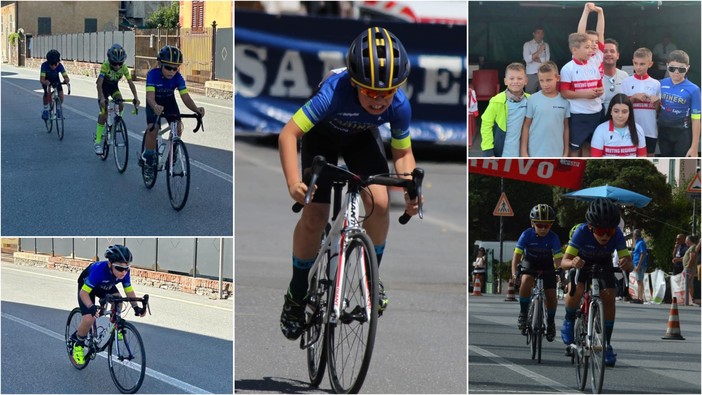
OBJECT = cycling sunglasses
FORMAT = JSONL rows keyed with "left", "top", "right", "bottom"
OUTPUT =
{"left": 589, "top": 226, "right": 616, "bottom": 237}
{"left": 358, "top": 86, "right": 397, "bottom": 100}
{"left": 667, "top": 66, "right": 688, "bottom": 74}
{"left": 110, "top": 61, "right": 123, "bottom": 67}
{"left": 532, "top": 222, "right": 553, "bottom": 229}
{"left": 49, "top": 62, "right": 59, "bottom": 66}
{"left": 113, "top": 264, "right": 130, "bottom": 272}
{"left": 163, "top": 64, "right": 179, "bottom": 72}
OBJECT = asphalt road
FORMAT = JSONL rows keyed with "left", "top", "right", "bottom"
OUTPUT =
{"left": 469, "top": 293, "right": 701, "bottom": 394}
{"left": 1, "top": 65, "right": 233, "bottom": 236}
{"left": 234, "top": 137, "right": 467, "bottom": 393}
{"left": 0, "top": 256, "right": 233, "bottom": 394}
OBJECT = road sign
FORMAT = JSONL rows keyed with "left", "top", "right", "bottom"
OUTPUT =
{"left": 686, "top": 173, "right": 700, "bottom": 198}
{"left": 493, "top": 192, "right": 514, "bottom": 216}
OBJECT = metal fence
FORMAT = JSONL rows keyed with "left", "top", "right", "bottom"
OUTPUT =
{"left": 31, "top": 31, "right": 136, "bottom": 68}
{"left": 18, "top": 237, "right": 232, "bottom": 282}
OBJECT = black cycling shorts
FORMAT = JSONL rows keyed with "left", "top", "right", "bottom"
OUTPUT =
{"left": 518, "top": 260, "right": 557, "bottom": 290}
{"left": 98, "top": 83, "right": 123, "bottom": 108}
{"left": 570, "top": 264, "right": 617, "bottom": 290}
{"left": 41, "top": 82, "right": 63, "bottom": 95}
{"left": 146, "top": 95, "right": 180, "bottom": 125}
{"left": 301, "top": 126, "right": 389, "bottom": 204}
{"left": 77, "top": 265, "right": 118, "bottom": 315}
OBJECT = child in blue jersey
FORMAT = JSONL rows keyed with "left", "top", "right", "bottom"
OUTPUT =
{"left": 560, "top": 198, "right": 633, "bottom": 367}
{"left": 140, "top": 45, "right": 205, "bottom": 179}
{"left": 511, "top": 204, "right": 563, "bottom": 342}
{"left": 480, "top": 63, "right": 529, "bottom": 157}
{"left": 39, "top": 49, "right": 70, "bottom": 120}
{"left": 278, "top": 27, "right": 420, "bottom": 341}
{"left": 520, "top": 61, "right": 570, "bottom": 157}
{"left": 69, "top": 245, "right": 146, "bottom": 366}
{"left": 657, "top": 50, "right": 701, "bottom": 157}
{"left": 94, "top": 44, "right": 140, "bottom": 155}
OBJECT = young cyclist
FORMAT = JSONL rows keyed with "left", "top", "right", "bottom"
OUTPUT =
{"left": 657, "top": 50, "right": 701, "bottom": 157}
{"left": 590, "top": 93, "right": 647, "bottom": 157}
{"left": 278, "top": 26, "right": 420, "bottom": 341}
{"left": 94, "top": 44, "right": 140, "bottom": 155}
{"left": 40, "top": 49, "right": 70, "bottom": 120}
{"left": 69, "top": 245, "right": 146, "bottom": 366}
{"left": 561, "top": 198, "right": 634, "bottom": 367}
{"left": 621, "top": 47, "right": 661, "bottom": 156}
{"left": 141, "top": 45, "right": 205, "bottom": 179}
{"left": 512, "top": 204, "right": 563, "bottom": 342}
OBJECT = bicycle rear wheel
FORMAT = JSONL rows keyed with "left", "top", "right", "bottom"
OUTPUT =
{"left": 306, "top": 253, "right": 330, "bottom": 387}
{"left": 65, "top": 307, "right": 91, "bottom": 369}
{"left": 108, "top": 321, "right": 146, "bottom": 394}
{"left": 166, "top": 140, "right": 190, "bottom": 210}
{"left": 113, "top": 119, "right": 129, "bottom": 173}
{"left": 55, "top": 99, "right": 64, "bottom": 140}
{"left": 574, "top": 314, "right": 588, "bottom": 391}
{"left": 326, "top": 232, "right": 378, "bottom": 394}
{"left": 589, "top": 300, "right": 606, "bottom": 394}
{"left": 139, "top": 132, "right": 157, "bottom": 188}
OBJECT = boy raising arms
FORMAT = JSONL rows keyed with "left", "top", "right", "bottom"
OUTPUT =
{"left": 480, "top": 63, "right": 530, "bottom": 157}
{"left": 560, "top": 32, "right": 603, "bottom": 156}
{"left": 621, "top": 48, "right": 660, "bottom": 156}
{"left": 521, "top": 61, "right": 570, "bottom": 157}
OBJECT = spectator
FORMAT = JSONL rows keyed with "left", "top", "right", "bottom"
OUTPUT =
{"left": 652, "top": 33, "right": 677, "bottom": 80}
{"left": 683, "top": 235, "right": 698, "bottom": 306}
{"left": 523, "top": 27, "right": 550, "bottom": 94}
{"left": 621, "top": 47, "right": 661, "bottom": 157}
{"left": 601, "top": 39, "right": 629, "bottom": 115}
{"left": 631, "top": 229, "right": 648, "bottom": 303}
{"left": 672, "top": 233, "right": 688, "bottom": 275}
{"left": 473, "top": 247, "right": 487, "bottom": 290}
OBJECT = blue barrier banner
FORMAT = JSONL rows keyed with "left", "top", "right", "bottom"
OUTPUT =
{"left": 235, "top": 10, "right": 467, "bottom": 145}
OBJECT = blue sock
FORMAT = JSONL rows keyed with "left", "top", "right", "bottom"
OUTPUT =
{"left": 564, "top": 307, "right": 577, "bottom": 322}
{"left": 605, "top": 320, "right": 615, "bottom": 345}
{"left": 289, "top": 255, "right": 315, "bottom": 300}
{"left": 519, "top": 297, "right": 530, "bottom": 315}
{"left": 375, "top": 243, "right": 385, "bottom": 268}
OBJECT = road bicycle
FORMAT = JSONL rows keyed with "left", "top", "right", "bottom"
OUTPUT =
{"left": 567, "top": 264, "right": 607, "bottom": 394}
{"left": 44, "top": 81, "right": 70, "bottom": 140}
{"left": 65, "top": 294, "right": 150, "bottom": 394}
{"left": 138, "top": 113, "right": 203, "bottom": 211}
{"left": 524, "top": 269, "right": 551, "bottom": 364}
{"left": 99, "top": 98, "right": 138, "bottom": 173}
{"left": 293, "top": 155, "right": 424, "bottom": 393}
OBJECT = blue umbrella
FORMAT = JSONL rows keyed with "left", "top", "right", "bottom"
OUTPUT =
{"left": 563, "top": 185, "right": 652, "bottom": 208}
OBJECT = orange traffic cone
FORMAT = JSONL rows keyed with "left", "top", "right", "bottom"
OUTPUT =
{"left": 662, "top": 297, "right": 685, "bottom": 340}
{"left": 504, "top": 278, "right": 517, "bottom": 301}
{"left": 472, "top": 275, "right": 482, "bottom": 296}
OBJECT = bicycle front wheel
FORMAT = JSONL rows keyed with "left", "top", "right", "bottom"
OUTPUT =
{"left": 166, "top": 140, "right": 190, "bottom": 211}
{"left": 113, "top": 119, "right": 129, "bottom": 173}
{"left": 326, "top": 232, "right": 378, "bottom": 394}
{"left": 590, "top": 300, "right": 606, "bottom": 394}
{"left": 306, "top": 252, "right": 330, "bottom": 387}
{"left": 100, "top": 127, "right": 110, "bottom": 161}
{"left": 65, "top": 307, "right": 91, "bottom": 370}
{"left": 55, "top": 100, "right": 64, "bottom": 140}
{"left": 574, "top": 314, "right": 588, "bottom": 391}
{"left": 108, "top": 321, "right": 146, "bottom": 394}
{"left": 534, "top": 299, "right": 543, "bottom": 363}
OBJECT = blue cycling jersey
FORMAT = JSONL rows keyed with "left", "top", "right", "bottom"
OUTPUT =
{"left": 515, "top": 228, "right": 563, "bottom": 264}
{"left": 566, "top": 223, "right": 630, "bottom": 264}
{"left": 292, "top": 69, "right": 412, "bottom": 149}
{"left": 80, "top": 260, "right": 133, "bottom": 294}
{"left": 658, "top": 77, "right": 701, "bottom": 129}
{"left": 40, "top": 61, "right": 67, "bottom": 83}
{"left": 145, "top": 68, "right": 188, "bottom": 100}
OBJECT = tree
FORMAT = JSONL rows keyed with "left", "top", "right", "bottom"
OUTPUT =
{"left": 145, "top": 2, "right": 179, "bottom": 29}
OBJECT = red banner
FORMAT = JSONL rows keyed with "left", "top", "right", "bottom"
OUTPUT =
{"left": 469, "top": 159, "right": 587, "bottom": 190}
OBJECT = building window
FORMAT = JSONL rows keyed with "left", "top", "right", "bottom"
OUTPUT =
{"left": 38, "top": 17, "right": 51, "bottom": 35}
{"left": 85, "top": 18, "right": 97, "bottom": 33}
{"left": 192, "top": 0, "right": 204, "bottom": 32}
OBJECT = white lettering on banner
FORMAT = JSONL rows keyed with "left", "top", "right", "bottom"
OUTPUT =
{"left": 416, "top": 56, "right": 464, "bottom": 105}
{"left": 470, "top": 159, "right": 554, "bottom": 179}
{"left": 317, "top": 51, "right": 345, "bottom": 81}
{"left": 234, "top": 44, "right": 267, "bottom": 97}
{"left": 269, "top": 50, "right": 313, "bottom": 97}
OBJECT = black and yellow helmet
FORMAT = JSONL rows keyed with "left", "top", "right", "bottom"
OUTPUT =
{"left": 529, "top": 204, "right": 556, "bottom": 222}
{"left": 157, "top": 45, "right": 183, "bottom": 66}
{"left": 346, "top": 27, "right": 410, "bottom": 90}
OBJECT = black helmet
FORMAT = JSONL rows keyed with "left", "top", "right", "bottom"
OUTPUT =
{"left": 529, "top": 204, "right": 555, "bottom": 222}
{"left": 105, "top": 244, "right": 133, "bottom": 264}
{"left": 586, "top": 198, "right": 620, "bottom": 228}
{"left": 346, "top": 27, "right": 410, "bottom": 90}
{"left": 46, "top": 49, "right": 60, "bottom": 64}
{"left": 158, "top": 45, "right": 183, "bottom": 65}
{"left": 107, "top": 44, "right": 127, "bottom": 63}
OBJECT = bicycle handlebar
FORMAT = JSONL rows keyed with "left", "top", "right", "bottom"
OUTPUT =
{"left": 291, "top": 155, "right": 425, "bottom": 224}
{"left": 103, "top": 98, "right": 139, "bottom": 115}
{"left": 156, "top": 113, "right": 204, "bottom": 133}
{"left": 50, "top": 81, "right": 71, "bottom": 95}
{"left": 99, "top": 294, "right": 151, "bottom": 316}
